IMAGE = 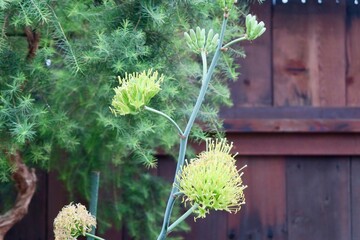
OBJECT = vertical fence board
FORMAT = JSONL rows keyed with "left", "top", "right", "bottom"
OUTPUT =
{"left": 287, "top": 157, "right": 350, "bottom": 240}
{"left": 351, "top": 157, "right": 360, "bottom": 240}
{"left": 273, "top": 2, "right": 346, "bottom": 107}
{"left": 227, "top": 157, "right": 287, "bottom": 240}
{"left": 346, "top": 8, "right": 360, "bottom": 106}
{"left": 220, "top": 1, "right": 272, "bottom": 118}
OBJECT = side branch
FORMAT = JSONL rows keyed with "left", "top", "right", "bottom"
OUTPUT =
{"left": 24, "top": 27, "right": 40, "bottom": 60}
{"left": 0, "top": 151, "right": 37, "bottom": 240}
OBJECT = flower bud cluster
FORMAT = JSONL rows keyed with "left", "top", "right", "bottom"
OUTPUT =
{"left": 245, "top": 14, "right": 266, "bottom": 41}
{"left": 177, "top": 138, "right": 247, "bottom": 219}
{"left": 110, "top": 69, "right": 164, "bottom": 116}
{"left": 217, "top": 0, "right": 237, "bottom": 10}
{"left": 184, "top": 27, "right": 219, "bottom": 54}
{"left": 53, "top": 203, "right": 96, "bottom": 240}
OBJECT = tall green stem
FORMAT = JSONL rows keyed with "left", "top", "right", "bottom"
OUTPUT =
{"left": 156, "top": 16, "right": 228, "bottom": 240}
{"left": 87, "top": 171, "right": 100, "bottom": 240}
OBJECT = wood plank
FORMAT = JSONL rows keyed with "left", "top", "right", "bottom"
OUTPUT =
{"left": 221, "top": 107, "right": 360, "bottom": 119}
{"left": 221, "top": 1, "right": 272, "bottom": 118}
{"left": 286, "top": 157, "right": 350, "bottom": 240}
{"left": 351, "top": 157, "right": 360, "bottom": 239}
{"left": 224, "top": 119, "right": 360, "bottom": 133}
{"left": 228, "top": 133, "right": 360, "bottom": 156}
{"left": 228, "top": 157, "right": 287, "bottom": 240}
{"left": 184, "top": 211, "right": 228, "bottom": 240}
{"left": 346, "top": 7, "right": 360, "bottom": 106}
{"left": 222, "top": 107, "right": 360, "bottom": 133}
{"left": 273, "top": 2, "right": 346, "bottom": 107}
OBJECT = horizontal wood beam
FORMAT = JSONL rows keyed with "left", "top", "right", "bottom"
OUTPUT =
{"left": 227, "top": 133, "right": 360, "bottom": 156}
{"left": 222, "top": 107, "right": 360, "bottom": 132}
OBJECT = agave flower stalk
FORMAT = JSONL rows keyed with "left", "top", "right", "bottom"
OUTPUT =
{"left": 156, "top": 13, "right": 229, "bottom": 240}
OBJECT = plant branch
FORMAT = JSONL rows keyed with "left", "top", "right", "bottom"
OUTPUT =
{"left": 85, "top": 233, "right": 106, "bottom": 240}
{"left": 0, "top": 150, "right": 37, "bottom": 240}
{"left": 144, "top": 106, "right": 184, "bottom": 136}
{"left": 222, "top": 35, "right": 247, "bottom": 49}
{"left": 167, "top": 203, "right": 198, "bottom": 233}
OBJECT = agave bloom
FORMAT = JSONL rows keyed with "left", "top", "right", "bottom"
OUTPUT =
{"left": 110, "top": 69, "right": 164, "bottom": 116}
{"left": 177, "top": 138, "right": 247, "bottom": 219}
{"left": 245, "top": 14, "right": 266, "bottom": 41}
{"left": 53, "top": 203, "right": 96, "bottom": 240}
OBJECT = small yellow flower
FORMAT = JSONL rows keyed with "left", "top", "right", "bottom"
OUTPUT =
{"left": 177, "top": 138, "right": 247, "bottom": 219}
{"left": 110, "top": 69, "right": 164, "bottom": 116}
{"left": 53, "top": 203, "right": 96, "bottom": 240}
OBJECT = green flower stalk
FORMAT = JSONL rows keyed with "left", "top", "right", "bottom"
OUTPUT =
{"left": 245, "top": 14, "right": 266, "bottom": 41}
{"left": 54, "top": 203, "right": 97, "bottom": 240}
{"left": 177, "top": 138, "right": 247, "bottom": 219}
{"left": 110, "top": 69, "right": 164, "bottom": 116}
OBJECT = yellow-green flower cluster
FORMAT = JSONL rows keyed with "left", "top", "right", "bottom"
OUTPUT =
{"left": 177, "top": 138, "right": 247, "bottom": 219}
{"left": 245, "top": 14, "right": 266, "bottom": 41}
{"left": 110, "top": 69, "right": 164, "bottom": 116}
{"left": 53, "top": 203, "right": 96, "bottom": 240}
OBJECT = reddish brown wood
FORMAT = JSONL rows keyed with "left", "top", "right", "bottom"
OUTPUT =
{"left": 228, "top": 133, "right": 360, "bottom": 156}
{"left": 228, "top": 157, "right": 287, "bottom": 240}
{"left": 273, "top": 1, "right": 346, "bottom": 107}
{"left": 224, "top": 119, "right": 360, "bottom": 133}
{"left": 351, "top": 157, "right": 360, "bottom": 239}
{"left": 346, "top": 8, "right": 360, "bottom": 106}
{"left": 220, "top": 0, "right": 272, "bottom": 118}
{"left": 184, "top": 211, "right": 228, "bottom": 240}
{"left": 286, "top": 157, "right": 350, "bottom": 240}
{"left": 223, "top": 107, "right": 360, "bottom": 132}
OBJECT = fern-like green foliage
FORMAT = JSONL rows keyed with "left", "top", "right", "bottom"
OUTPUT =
{"left": 0, "top": 0, "right": 252, "bottom": 239}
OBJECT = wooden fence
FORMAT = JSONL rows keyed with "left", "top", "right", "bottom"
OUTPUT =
{"left": 5, "top": 1, "right": 360, "bottom": 239}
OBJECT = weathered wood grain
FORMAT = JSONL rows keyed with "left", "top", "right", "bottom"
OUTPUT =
{"left": 273, "top": 2, "right": 346, "bottom": 107}
{"left": 221, "top": 1, "right": 272, "bottom": 119}
{"left": 350, "top": 157, "right": 360, "bottom": 240}
{"left": 346, "top": 8, "right": 360, "bottom": 106}
{"left": 224, "top": 119, "right": 360, "bottom": 133}
{"left": 228, "top": 157, "right": 287, "bottom": 240}
{"left": 222, "top": 107, "right": 360, "bottom": 132}
{"left": 228, "top": 133, "right": 360, "bottom": 156}
{"left": 286, "top": 157, "right": 350, "bottom": 240}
